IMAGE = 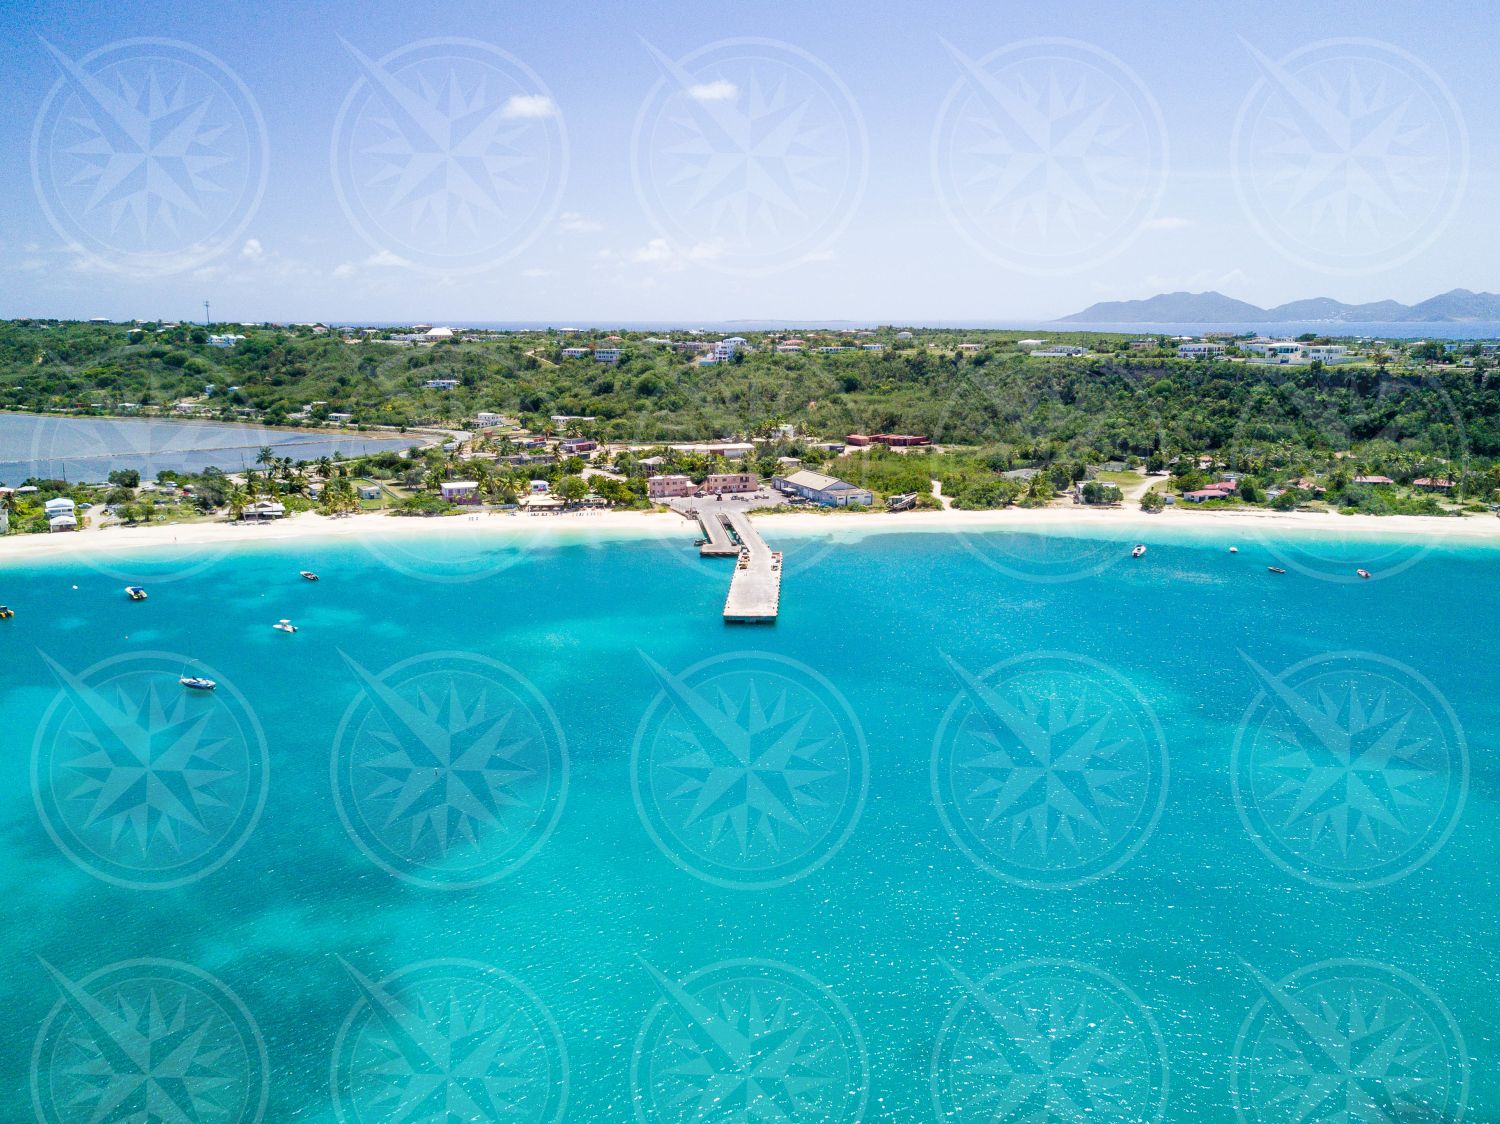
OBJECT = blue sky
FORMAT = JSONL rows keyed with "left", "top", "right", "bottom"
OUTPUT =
{"left": 1, "top": 0, "right": 1496, "bottom": 323}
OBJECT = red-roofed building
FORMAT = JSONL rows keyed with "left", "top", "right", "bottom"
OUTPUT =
{"left": 1354, "top": 475, "right": 1395, "bottom": 485}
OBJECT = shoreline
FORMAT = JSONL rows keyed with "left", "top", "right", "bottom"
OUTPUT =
{"left": 4, "top": 503, "right": 1500, "bottom": 566}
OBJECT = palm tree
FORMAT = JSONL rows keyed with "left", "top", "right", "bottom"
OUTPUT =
{"left": 255, "top": 446, "right": 274, "bottom": 471}
{"left": 225, "top": 480, "right": 249, "bottom": 519}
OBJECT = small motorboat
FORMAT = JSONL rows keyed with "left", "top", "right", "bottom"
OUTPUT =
{"left": 1356, "top": 568, "right": 1371, "bottom": 579}
{"left": 1229, "top": 547, "right": 1238, "bottom": 554}
{"left": 179, "top": 676, "right": 217, "bottom": 691}
{"left": 0, "top": 605, "right": 13, "bottom": 620}
{"left": 273, "top": 619, "right": 298, "bottom": 633}
{"left": 300, "top": 571, "right": 319, "bottom": 581}
{"left": 1131, "top": 544, "right": 1147, "bottom": 558}
{"left": 124, "top": 586, "right": 148, "bottom": 601}
{"left": 1267, "top": 566, "right": 1287, "bottom": 574}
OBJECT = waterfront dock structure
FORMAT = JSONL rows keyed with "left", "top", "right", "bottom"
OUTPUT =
{"left": 720, "top": 510, "right": 781, "bottom": 623}
{"left": 695, "top": 509, "right": 740, "bottom": 556}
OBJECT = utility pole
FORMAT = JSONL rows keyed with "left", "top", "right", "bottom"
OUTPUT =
{"left": 203, "top": 300, "right": 210, "bottom": 327}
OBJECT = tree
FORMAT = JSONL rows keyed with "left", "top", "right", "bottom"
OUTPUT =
{"left": 108, "top": 468, "right": 141, "bottom": 488}
{"left": 556, "top": 474, "right": 588, "bottom": 503}
{"left": 1140, "top": 490, "right": 1166, "bottom": 512}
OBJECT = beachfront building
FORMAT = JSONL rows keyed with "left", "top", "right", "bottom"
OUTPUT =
{"left": 702, "top": 473, "right": 758, "bottom": 495}
{"left": 647, "top": 474, "right": 696, "bottom": 499}
{"left": 241, "top": 501, "right": 286, "bottom": 521}
{"left": 529, "top": 480, "right": 550, "bottom": 494}
{"left": 1414, "top": 477, "right": 1455, "bottom": 491}
{"left": 358, "top": 484, "right": 382, "bottom": 500}
{"left": 44, "top": 498, "right": 76, "bottom": 520}
{"left": 1184, "top": 486, "right": 1234, "bottom": 503}
{"left": 440, "top": 481, "right": 480, "bottom": 505}
{"left": 773, "top": 469, "right": 874, "bottom": 507}
{"left": 48, "top": 513, "right": 78, "bottom": 532}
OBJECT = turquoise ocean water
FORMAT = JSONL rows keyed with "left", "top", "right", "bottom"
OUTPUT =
{"left": 0, "top": 521, "right": 1495, "bottom": 1121}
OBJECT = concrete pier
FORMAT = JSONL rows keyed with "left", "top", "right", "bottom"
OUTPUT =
{"left": 695, "top": 509, "right": 740, "bottom": 556}
{"left": 721, "top": 510, "right": 781, "bottom": 623}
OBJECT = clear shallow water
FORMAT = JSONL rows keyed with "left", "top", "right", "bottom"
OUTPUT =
{"left": 0, "top": 412, "right": 414, "bottom": 485}
{"left": 0, "top": 524, "right": 1495, "bottom": 1121}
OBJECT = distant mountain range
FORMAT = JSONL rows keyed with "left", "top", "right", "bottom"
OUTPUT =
{"left": 1056, "top": 288, "right": 1500, "bottom": 324}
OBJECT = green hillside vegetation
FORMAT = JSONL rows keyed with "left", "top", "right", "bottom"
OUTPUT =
{"left": 2, "top": 320, "right": 1497, "bottom": 525}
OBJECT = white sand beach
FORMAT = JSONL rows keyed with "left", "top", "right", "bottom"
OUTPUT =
{"left": 2, "top": 502, "right": 1500, "bottom": 566}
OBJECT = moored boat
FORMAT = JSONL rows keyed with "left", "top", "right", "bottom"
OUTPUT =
{"left": 273, "top": 619, "right": 298, "bottom": 633}
{"left": 125, "top": 586, "right": 148, "bottom": 601}
{"left": 1131, "top": 544, "right": 1147, "bottom": 558}
{"left": 300, "top": 571, "right": 319, "bottom": 581}
{"left": 179, "top": 676, "right": 216, "bottom": 691}
{"left": 1267, "top": 566, "right": 1286, "bottom": 574}
{"left": 0, "top": 605, "right": 13, "bottom": 620}
{"left": 1356, "top": 568, "right": 1371, "bottom": 579}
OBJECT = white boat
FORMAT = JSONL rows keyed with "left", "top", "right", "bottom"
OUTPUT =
{"left": 124, "top": 586, "right": 148, "bottom": 601}
{"left": 179, "top": 676, "right": 216, "bottom": 691}
{"left": 273, "top": 619, "right": 298, "bottom": 633}
{"left": 299, "top": 571, "right": 319, "bottom": 581}
{"left": 1131, "top": 544, "right": 1147, "bottom": 558}
{"left": 1229, "top": 546, "right": 1238, "bottom": 554}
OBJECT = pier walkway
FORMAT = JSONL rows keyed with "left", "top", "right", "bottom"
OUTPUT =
{"left": 695, "top": 509, "right": 740, "bottom": 556}
{"left": 720, "top": 510, "right": 781, "bottom": 623}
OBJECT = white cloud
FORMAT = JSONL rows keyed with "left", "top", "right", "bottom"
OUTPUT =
{"left": 331, "top": 249, "right": 412, "bottom": 281}
{"left": 559, "top": 212, "right": 603, "bottom": 233}
{"left": 502, "top": 94, "right": 558, "bottom": 119}
{"left": 240, "top": 238, "right": 265, "bottom": 260}
{"left": 628, "top": 238, "right": 726, "bottom": 271}
{"left": 1142, "top": 216, "right": 1193, "bottom": 231}
{"left": 521, "top": 267, "right": 554, "bottom": 278}
{"left": 687, "top": 79, "right": 737, "bottom": 102}
{"left": 631, "top": 238, "right": 677, "bottom": 265}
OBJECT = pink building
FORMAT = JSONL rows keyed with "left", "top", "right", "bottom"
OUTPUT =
{"left": 702, "top": 473, "right": 758, "bottom": 494}
{"left": 647, "top": 474, "right": 696, "bottom": 499}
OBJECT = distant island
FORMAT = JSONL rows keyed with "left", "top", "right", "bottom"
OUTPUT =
{"left": 1057, "top": 288, "right": 1500, "bottom": 325}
